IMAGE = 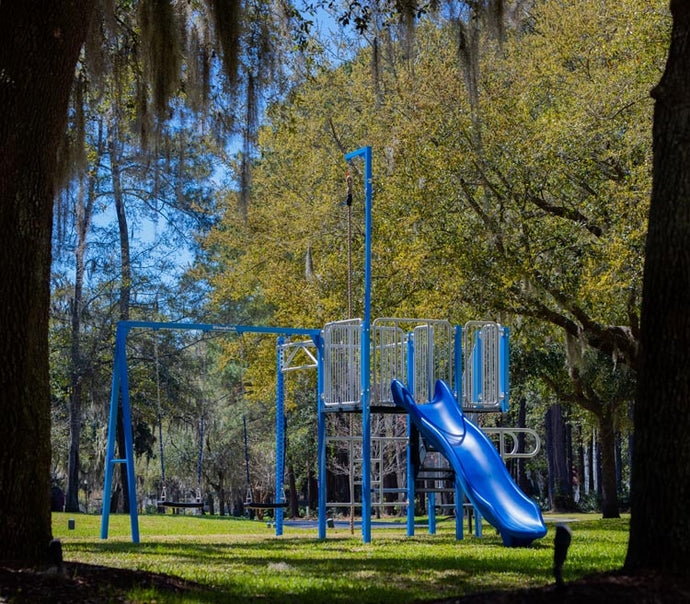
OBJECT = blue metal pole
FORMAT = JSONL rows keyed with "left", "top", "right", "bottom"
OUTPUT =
{"left": 101, "top": 326, "right": 124, "bottom": 540}
{"left": 317, "top": 336, "right": 327, "bottom": 539}
{"left": 501, "top": 327, "right": 510, "bottom": 412}
{"left": 475, "top": 508, "right": 483, "bottom": 537}
{"left": 428, "top": 493, "right": 436, "bottom": 534}
{"left": 406, "top": 333, "right": 415, "bottom": 537}
{"left": 455, "top": 480, "right": 464, "bottom": 541}
{"left": 276, "top": 337, "right": 286, "bottom": 536}
{"left": 344, "top": 145, "right": 373, "bottom": 543}
{"left": 114, "top": 320, "right": 321, "bottom": 339}
{"left": 118, "top": 329, "right": 140, "bottom": 543}
{"left": 454, "top": 325, "right": 462, "bottom": 405}
{"left": 474, "top": 330, "right": 482, "bottom": 404}
{"left": 453, "top": 324, "right": 464, "bottom": 540}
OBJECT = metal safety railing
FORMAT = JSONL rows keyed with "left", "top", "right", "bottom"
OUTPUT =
{"left": 462, "top": 321, "right": 507, "bottom": 411}
{"left": 323, "top": 319, "right": 362, "bottom": 407}
{"left": 323, "top": 318, "right": 454, "bottom": 408}
{"left": 373, "top": 318, "right": 454, "bottom": 406}
{"left": 371, "top": 322, "right": 407, "bottom": 406}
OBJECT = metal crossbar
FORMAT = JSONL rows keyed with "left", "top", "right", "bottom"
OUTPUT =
{"left": 280, "top": 340, "right": 318, "bottom": 373}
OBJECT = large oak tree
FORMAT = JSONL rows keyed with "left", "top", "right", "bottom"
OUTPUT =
{"left": 625, "top": 0, "right": 690, "bottom": 571}
{"left": 0, "top": 0, "right": 95, "bottom": 562}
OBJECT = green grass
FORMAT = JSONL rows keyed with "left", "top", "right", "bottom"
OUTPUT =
{"left": 53, "top": 512, "right": 629, "bottom": 603}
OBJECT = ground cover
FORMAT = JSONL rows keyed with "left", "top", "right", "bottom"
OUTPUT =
{"left": 3, "top": 512, "right": 687, "bottom": 602}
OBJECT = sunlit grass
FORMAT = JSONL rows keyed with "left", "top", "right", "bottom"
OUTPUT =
{"left": 53, "top": 512, "right": 629, "bottom": 603}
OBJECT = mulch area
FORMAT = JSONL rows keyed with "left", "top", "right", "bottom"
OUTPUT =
{"left": 0, "top": 562, "right": 209, "bottom": 603}
{"left": 1, "top": 562, "right": 689, "bottom": 603}
{"left": 432, "top": 569, "right": 690, "bottom": 604}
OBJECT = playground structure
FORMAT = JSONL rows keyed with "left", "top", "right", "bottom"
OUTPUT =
{"left": 101, "top": 146, "right": 545, "bottom": 546}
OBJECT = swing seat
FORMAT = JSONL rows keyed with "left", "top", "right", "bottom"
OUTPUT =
{"left": 158, "top": 500, "right": 204, "bottom": 509}
{"left": 244, "top": 501, "right": 288, "bottom": 510}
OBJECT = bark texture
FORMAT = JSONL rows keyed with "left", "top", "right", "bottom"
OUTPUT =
{"left": 0, "top": 0, "right": 94, "bottom": 561}
{"left": 545, "top": 405, "right": 573, "bottom": 511}
{"left": 626, "top": 0, "right": 690, "bottom": 572}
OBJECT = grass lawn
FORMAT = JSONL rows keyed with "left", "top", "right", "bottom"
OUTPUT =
{"left": 52, "top": 512, "right": 629, "bottom": 603}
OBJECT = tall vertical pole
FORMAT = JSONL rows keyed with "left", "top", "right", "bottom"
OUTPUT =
{"left": 454, "top": 325, "right": 464, "bottom": 540}
{"left": 501, "top": 327, "right": 510, "bottom": 413}
{"left": 345, "top": 145, "right": 373, "bottom": 543}
{"left": 406, "top": 334, "right": 416, "bottom": 537}
{"left": 101, "top": 325, "right": 123, "bottom": 540}
{"left": 119, "top": 327, "right": 140, "bottom": 543}
{"left": 454, "top": 325, "right": 462, "bottom": 404}
{"left": 276, "top": 337, "right": 285, "bottom": 536}
{"left": 317, "top": 335, "right": 327, "bottom": 539}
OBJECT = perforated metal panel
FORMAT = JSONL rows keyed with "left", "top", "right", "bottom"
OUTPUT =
{"left": 462, "top": 321, "right": 507, "bottom": 411}
{"left": 323, "top": 319, "right": 362, "bottom": 407}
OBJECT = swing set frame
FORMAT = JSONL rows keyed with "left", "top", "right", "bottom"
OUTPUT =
{"left": 100, "top": 320, "right": 321, "bottom": 543}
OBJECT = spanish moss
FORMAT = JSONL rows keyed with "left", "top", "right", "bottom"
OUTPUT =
{"left": 138, "top": 0, "right": 183, "bottom": 119}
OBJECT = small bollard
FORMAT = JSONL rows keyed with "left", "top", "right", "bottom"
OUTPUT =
{"left": 554, "top": 524, "right": 572, "bottom": 590}
{"left": 68, "top": 518, "right": 75, "bottom": 530}
{"left": 326, "top": 517, "right": 335, "bottom": 528}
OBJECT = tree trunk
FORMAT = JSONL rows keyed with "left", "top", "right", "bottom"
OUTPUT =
{"left": 516, "top": 397, "right": 530, "bottom": 495}
{"left": 0, "top": 0, "right": 93, "bottom": 562}
{"left": 545, "top": 404, "right": 574, "bottom": 511}
{"left": 288, "top": 464, "right": 299, "bottom": 518}
{"left": 65, "top": 180, "right": 85, "bottom": 512}
{"left": 66, "top": 165, "right": 98, "bottom": 513}
{"left": 109, "top": 130, "right": 132, "bottom": 514}
{"left": 598, "top": 409, "right": 620, "bottom": 519}
{"left": 626, "top": 0, "right": 690, "bottom": 572}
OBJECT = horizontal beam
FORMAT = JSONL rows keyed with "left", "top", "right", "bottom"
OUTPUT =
{"left": 117, "top": 320, "right": 321, "bottom": 339}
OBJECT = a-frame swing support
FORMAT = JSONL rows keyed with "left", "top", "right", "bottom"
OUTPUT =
{"left": 100, "top": 320, "right": 322, "bottom": 543}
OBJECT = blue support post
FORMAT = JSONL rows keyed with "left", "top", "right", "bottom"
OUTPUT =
{"left": 474, "top": 330, "right": 482, "bottom": 403}
{"left": 453, "top": 324, "right": 464, "bottom": 540}
{"left": 455, "top": 480, "right": 464, "bottom": 541}
{"left": 317, "top": 336, "right": 327, "bottom": 539}
{"left": 406, "top": 333, "right": 415, "bottom": 537}
{"left": 475, "top": 507, "right": 483, "bottom": 537}
{"left": 120, "top": 344, "right": 139, "bottom": 543}
{"left": 428, "top": 493, "right": 436, "bottom": 534}
{"left": 276, "top": 337, "right": 286, "bottom": 536}
{"left": 100, "top": 331, "right": 122, "bottom": 540}
{"left": 345, "top": 145, "right": 373, "bottom": 543}
{"left": 100, "top": 323, "right": 140, "bottom": 543}
{"left": 454, "top": 325, "right": 462, "bottom": 404}
{"left": 501, "top": 327, "right": 510, "bottom": 412}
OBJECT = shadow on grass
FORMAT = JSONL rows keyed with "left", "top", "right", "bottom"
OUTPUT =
{"left": 65, "top": 531, "right": 614, "bottom": 604}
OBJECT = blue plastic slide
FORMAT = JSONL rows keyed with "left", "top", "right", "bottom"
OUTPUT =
{"left": 391, "top": 379, "right": 547, "bottom": 547}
